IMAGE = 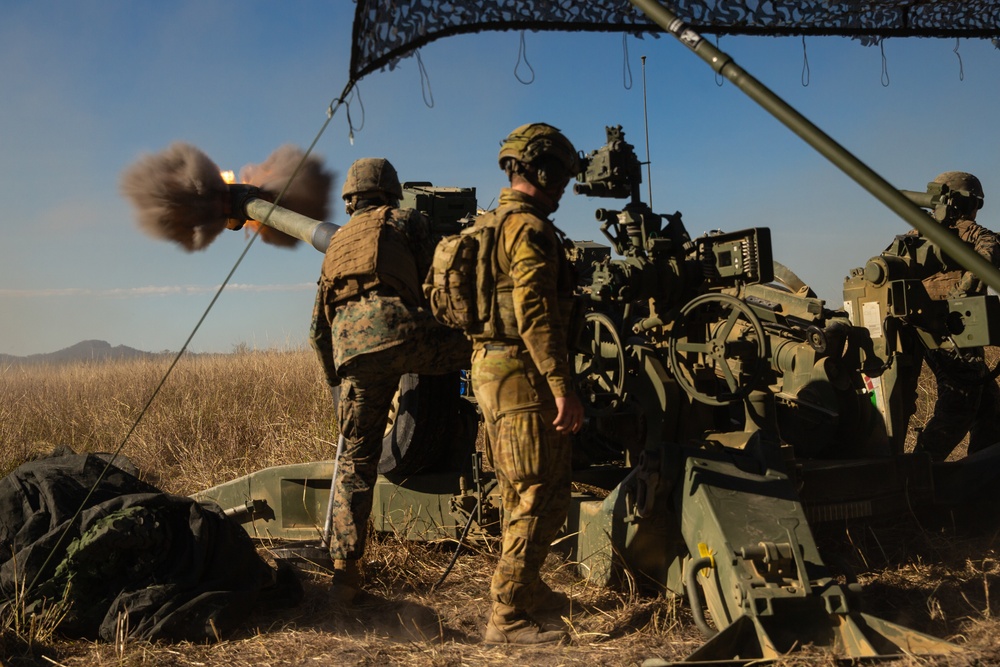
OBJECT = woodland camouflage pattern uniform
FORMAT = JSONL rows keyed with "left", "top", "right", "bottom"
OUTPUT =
{"left": 910, "top": 171, "right": 1000, "bottom": 461}
{"left": 310, "top": 158, "right": 470, "bottom": 598}
{"left": 471, "top": 123, "right": 583, "bottom": 645}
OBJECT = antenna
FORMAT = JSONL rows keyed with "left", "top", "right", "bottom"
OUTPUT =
{"left": 641, "top": 55, "right": 653, "bottom": 207}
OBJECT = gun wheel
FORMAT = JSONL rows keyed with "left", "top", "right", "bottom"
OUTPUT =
{"left": 668, "top": 293, "right": 767, "bottom": 406}
{"left": 573, "top": 311, "right": 627, "bottom": 416}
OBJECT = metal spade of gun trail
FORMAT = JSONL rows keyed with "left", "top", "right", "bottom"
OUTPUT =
{"left": 120, "top": 143, "right": 337, "bottom": 252}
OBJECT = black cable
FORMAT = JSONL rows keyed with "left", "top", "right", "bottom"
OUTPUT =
{"left": 430, "top": 496, "right": 481, "bottom": 592}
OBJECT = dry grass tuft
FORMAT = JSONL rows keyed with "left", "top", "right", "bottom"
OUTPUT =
{"left": 0, "top": 557, "right": 71, "bottom": 666}
{"left": 2, "top": 347, "right": 1000, "bottom": 666}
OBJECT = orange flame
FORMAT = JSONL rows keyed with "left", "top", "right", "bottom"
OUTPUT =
{"left": 221, "top": 169, "right": 259, "bottom": 231}
{"left": 220, "top": 167, "right": 294, "bottom": 246}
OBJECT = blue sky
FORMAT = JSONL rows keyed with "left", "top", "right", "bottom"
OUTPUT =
{"left": 2, "top": 1, "right": 999, "bottom": 356}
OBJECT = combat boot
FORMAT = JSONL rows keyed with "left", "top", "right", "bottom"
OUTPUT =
{"left": 329, "top": 559, "right": 361, "bottom": 605}
{"left": 483, "top": 602, "right": 567, "bottom": 645}
{"left": 527, "top": 580, "right": 570, "bottom": 616}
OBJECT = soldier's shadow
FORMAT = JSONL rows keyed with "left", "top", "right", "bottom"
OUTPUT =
{"left": 241, "top": 578, "right": 475, "bottom": 643}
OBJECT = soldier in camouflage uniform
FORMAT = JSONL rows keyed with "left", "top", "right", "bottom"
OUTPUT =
{"left": 910, "top": 171, "right": 1000, "bottom": 461}
{"left": 471, "top": 124, "right": 585, "bottom": 645}
{"left": 310, "top": 157, "right": 471, "bottom": 602}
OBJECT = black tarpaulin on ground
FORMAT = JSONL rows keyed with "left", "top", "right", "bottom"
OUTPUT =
{"left": 0, "top": 449, "right": 297, "bottom": 642}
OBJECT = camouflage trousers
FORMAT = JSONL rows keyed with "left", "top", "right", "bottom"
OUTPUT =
{"left": 914, "top": 347, "right": 1000, "bottom": 461}
{"left": 329, "top": 328, "right": 471, "bottom": 561}
{"left": 471, "top": 344, "right": 572, "bottom": 611}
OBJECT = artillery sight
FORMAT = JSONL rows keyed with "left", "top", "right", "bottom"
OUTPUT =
{"left": 574, "top": 126, "right": 771, "bottom": 313}
{"left": 574, "top": 125, "right": 643, "bottom": 200}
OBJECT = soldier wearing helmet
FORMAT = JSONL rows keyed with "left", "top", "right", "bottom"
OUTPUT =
{"left": 470, "top": 124, "right": 584, "bottom": 645}
{"left": 910, "top": 171, "right": 1000, "bottom": 461}
{"left": 340, "top": 156, "right": 404, "bottom": 213}
{"left": 310, "top": 157, "right": 471, "bottom": 602}
{"left": 935, "top": 170, "right": 984, "bottom": 212}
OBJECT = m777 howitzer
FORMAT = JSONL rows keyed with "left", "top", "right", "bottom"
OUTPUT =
{"left": 194, "top": 127, "right": 1000, "bottom": 664}
{"left": 564, "top": 127, "right": 978, "bottom": 664}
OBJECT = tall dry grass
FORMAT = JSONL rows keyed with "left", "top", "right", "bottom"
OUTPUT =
{"left": 0, "top": 348, "right": 338, "bottom": 495}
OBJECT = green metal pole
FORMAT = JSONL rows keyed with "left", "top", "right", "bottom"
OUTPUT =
{"left": 629, "top": 0, "right": 1000, "bottom": 293}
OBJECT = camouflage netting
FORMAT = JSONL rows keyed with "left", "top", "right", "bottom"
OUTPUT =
{"left": 350, "top": 0, "right": 1000, "bottom": 80}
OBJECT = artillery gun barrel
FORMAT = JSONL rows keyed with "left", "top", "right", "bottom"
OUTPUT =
{"left": 629, "top": 0, "right": 1000, "bottom": 295}
{"left": 900, "top": 189, "right": 937, "bottom": 210}
{"left": 229, "top": 184, "right": 339, "bottom": 253}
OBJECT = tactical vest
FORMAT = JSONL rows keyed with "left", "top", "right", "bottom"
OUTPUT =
{"left": 921, "top": 219, "right": 993, "bottom": 300}
{"left": 479, "top": 208, "right": 578, "bottom": 342}
{"left": 320, "top": 205, "right": 423, "bottom": 306}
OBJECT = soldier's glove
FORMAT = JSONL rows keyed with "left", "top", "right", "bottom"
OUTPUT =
{"left": 947, "top": 271, "right": 981, "bottom": 299}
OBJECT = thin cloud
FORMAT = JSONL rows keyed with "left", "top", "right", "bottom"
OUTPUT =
{"left": 0, "top": 283, "right": 314, "bottom": 298}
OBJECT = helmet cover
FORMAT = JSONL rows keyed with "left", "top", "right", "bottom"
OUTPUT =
{"left": 933, "top": 170, "right": 984, "bottom": 201}
{"left": 342, "top": 157, "right": 403, "bottom": 201}
{"left": 498, "top": 123, "right": 578, "bottom": 179}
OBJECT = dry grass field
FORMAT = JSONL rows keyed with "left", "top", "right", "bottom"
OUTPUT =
{"left": 1, "top": 348, "right": 999, "bottom": 666}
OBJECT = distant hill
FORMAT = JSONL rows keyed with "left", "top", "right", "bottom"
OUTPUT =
{"left": 0, "top": 340, "right": 165, "bottom": 366}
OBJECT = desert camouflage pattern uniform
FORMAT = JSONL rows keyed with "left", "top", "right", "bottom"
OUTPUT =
{"left": 909, "top": 218, "right": 1000, "bottom": 461}
{"left": 470, "top": 188, "right": 577, "bottom": 612}
{"left": 310, "top": 203, "right": 471, "bottom": 561}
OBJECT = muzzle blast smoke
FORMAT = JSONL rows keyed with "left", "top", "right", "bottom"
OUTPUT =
{"left": 120, "top": 143, "right": 336, "bottom": 252}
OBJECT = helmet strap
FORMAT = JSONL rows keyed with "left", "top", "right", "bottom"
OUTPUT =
{"left": 532, "top": 156, "right": 571, "bottom": 192}
{"left": 513, "top": 162, "right": 547, "bottom": 192}
{"left": 502, "top": 158, "right": 526, "bottom": 181}
{"left": 510, "top": 168, "right": 562, "bottom": 214}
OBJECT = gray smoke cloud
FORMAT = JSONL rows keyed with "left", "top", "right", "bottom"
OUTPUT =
{"left": 120, "top": 142, "right": 228, "bottom": 252}
{"left": 239, "top": 145, "right": 334, "bottom": 248}
{"left": 120, "top": 143, "right": 334, "bottom": 251}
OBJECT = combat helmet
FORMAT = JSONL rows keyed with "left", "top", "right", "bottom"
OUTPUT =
{"left": 498, "top": 123, "right": 579, "bottom": 188}
{"left": 342, "top": 157, "right": 403, "bottom": 201}
{"left": 933, "top": 171, "right": 984, "bottom": 213}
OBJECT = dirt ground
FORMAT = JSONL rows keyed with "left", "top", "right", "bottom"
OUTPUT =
{"left": 6, "top": 499, "right": 1000, "bottom": 667}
